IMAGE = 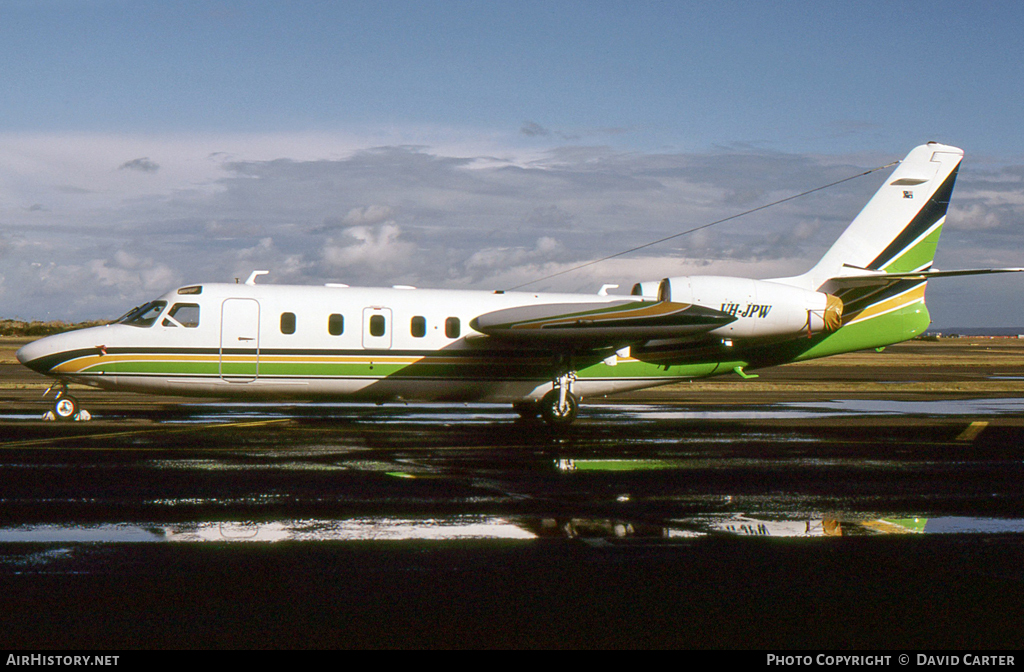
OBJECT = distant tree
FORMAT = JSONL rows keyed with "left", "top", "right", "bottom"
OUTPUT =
{"left": 0, "top": 319, "right": 107, "bottom": 337}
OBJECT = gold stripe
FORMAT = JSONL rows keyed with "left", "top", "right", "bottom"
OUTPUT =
{"left": 54, "top": 352, "right": 554, "bottom": 373}
{"left": 843, "top": 285, "right": 925, "bottom": 325}
{"left": 510, "top": 302, "right": 687, "bottom": 330}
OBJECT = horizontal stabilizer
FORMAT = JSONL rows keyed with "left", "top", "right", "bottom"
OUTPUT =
{"left": 470, "top": 300, "right": 735, "bottom": 342}
{"left": 826, "top": 266, "right": 1024, "bottom": 288}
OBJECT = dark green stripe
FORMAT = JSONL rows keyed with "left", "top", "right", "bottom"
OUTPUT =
{"left": 867, "top": 164, "right": 959, "bottom": 271}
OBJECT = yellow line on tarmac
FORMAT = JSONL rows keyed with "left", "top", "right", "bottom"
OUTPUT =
{"left": 955, "top": 421, "right": 988, "bottom": 442}
{"left": 0, "top": 418, "right": 292, "bottom": 450}
{"left": 206, "top": 419, "right": 292, "bottom": 430}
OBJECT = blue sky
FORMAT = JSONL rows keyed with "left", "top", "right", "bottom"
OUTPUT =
{"left": 2, "top": 0, "right": 1024, "bottom": 326}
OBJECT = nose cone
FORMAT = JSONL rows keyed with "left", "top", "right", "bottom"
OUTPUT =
{"left": 16, "top": 337, "right": 57, "bottom": 374}
{"left": 16, "top": 330, "right": 92, "bottom": 375}
{"left": 16, "top": 326, "right": 111, "bottom": 376}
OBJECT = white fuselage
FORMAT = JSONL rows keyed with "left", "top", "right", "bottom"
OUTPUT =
{"left": 18, "top": 282, "right": 686, "bottom": 403}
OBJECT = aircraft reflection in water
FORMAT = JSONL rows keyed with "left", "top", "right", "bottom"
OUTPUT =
{"left": 3, "top": 515, "right": 1023, "bottom": 545}
{"left": 16, "top": 143, "right": 1022, "bottom": 425}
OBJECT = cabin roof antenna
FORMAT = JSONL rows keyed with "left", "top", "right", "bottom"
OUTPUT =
{"left": 245, "top": 270, "right": 270, "bottom": 286}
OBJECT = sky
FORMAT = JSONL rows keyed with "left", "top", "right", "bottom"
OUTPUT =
{"left": 2, "top": 0, "right": 1024, "bottom": 328}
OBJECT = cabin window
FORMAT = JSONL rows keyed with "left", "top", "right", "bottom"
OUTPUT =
{"left": 410, "top": 316, "right": 426, "bottom": 338}
{"left": 162, "top": 303, "right": 200, "bottom": 328}
{"left": 369, "top": 314, "right": 386, "bottom": 337}
{"left": 445, "top": 317, "right": 461, "bottom": 339}
{"left": 281, "top": 312, "right": 296, "bottom": 335}
{"left": 328, "top": 313, "right": 344, "bottom": 336}
{"left": 119, "top": 301, "right": 167, "bottom": 328}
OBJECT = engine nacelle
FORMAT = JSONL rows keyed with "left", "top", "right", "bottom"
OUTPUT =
{"left": 655, "top": 276, "right": 842, "bottom": 339}
{"left": 630, "top": 281, "right": 662, "bottom": 299}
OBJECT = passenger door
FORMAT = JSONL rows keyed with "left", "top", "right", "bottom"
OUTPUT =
{"left": 220, "top": 299, "right": 260, "bottom": 381}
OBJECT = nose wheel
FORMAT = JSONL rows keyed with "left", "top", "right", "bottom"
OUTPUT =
{"left": 44, "top": 383, "right": 91, "bottom": 422}
{"left": 53, "top": 393, "right": 79, "bottom": 421}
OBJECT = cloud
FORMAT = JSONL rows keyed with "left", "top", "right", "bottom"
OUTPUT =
{"left": 343, "top": 205, "right": 395, "bottom": 226}
{"left": 464, "top": 236, "right": 565, "bottom": 279}
{"left": 322, "top": 223, "right": 417, "bottom": 274}
{"left": 948, "top": 203, "right": 1004, "bottom": 231}
{"left": 521, "top": 121, "right": 550, "bottom": 137}
{"left": 933, "top": 166, "right": 1024, "bottom": 280}
{"left": 520, "top": 121, "right": 614, "bottom": 143}
{"left": 5, "top": 140, "right": 873, "bottom": 316}
{"left": 525, "top": 205, "right": 575, "bottom": 230}
{"left": 119, "top": 157, "right": 160, "bottom": 173}
{"left": 2, "top": 133, "right": 1021, "bottom": 327}
{"left": 87, "top": 249, "right": 177, "bottom": 293}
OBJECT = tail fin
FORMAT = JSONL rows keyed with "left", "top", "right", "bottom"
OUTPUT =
{"left": 798, "top": 142, "right": 963, "bottom": 290}
{"left": 767, "top": 144, "right": 1019, "bottom": 356}
{"left": 765, "top": 143, "right": 961, "bottom": 347}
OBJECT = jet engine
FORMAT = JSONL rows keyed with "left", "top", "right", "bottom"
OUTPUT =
{"left": 639, "top": 276, "right": 843, "bottom": 339}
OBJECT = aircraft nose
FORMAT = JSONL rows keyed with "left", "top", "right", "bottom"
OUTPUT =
{"left": 16, "top": 338, "right": 56, "bottom": 374}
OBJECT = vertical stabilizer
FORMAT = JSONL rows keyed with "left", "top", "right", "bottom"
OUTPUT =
{"left": 787, "top": 142, "right": 963, "bottom": 291}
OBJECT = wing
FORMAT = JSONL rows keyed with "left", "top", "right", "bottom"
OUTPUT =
{"left": 469, "top": 300, "right": 735, "bottom": 344}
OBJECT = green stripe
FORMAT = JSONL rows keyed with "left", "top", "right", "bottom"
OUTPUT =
{"left": 882, "top": 224, "right": 943, "bottom": 273}
{"left": 65, "top": 302, "right": 930, "bottom": 385}
{"left": 791, "top": 302, "right": 929, "bottom": 362}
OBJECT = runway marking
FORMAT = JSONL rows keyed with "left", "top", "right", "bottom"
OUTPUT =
{"left": 955, "top": 421, "right": 988, "bottom": 442}
{"left": 0, "top": 418, "right": 292, "bottom": 450}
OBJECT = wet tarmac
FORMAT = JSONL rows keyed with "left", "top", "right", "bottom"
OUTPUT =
{"left": 2, "top": 344, "right": 1024, "bottom": 649}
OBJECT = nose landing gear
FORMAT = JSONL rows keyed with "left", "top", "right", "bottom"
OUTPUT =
{"left": 43, "top": 383, "right": 91, "bottom": 422}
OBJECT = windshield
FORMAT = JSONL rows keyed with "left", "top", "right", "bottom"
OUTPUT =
{"left": 118, "top": 301, "right": 167, "bottom": 328}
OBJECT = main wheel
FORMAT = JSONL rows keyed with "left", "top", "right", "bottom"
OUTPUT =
{"left": 539, "top": 389, "right": 578, "bottom": 426}
{"left": 53, "top": 394, "right": 79, "bottom": 421}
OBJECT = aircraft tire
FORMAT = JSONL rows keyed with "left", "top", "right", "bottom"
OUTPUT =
{"left": 539, "top": 389, "right": 578, "bottom": 426}
{"left": 53, "top": 394, "right": 79, "bottom": 421}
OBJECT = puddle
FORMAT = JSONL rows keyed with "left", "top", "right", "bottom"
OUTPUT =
{"left": 783, "top": 398, "right": 1024, "bottom": 416}
{"left": 4, "top": 397, "right": 1024, "bottom": 425}
{"left": 608, "top": 398, "right": 1024, "bottom": 420}
{"left": 0, "top": 517, "right": 538, "bottom": 543}
{"left": 2, "top": 513, "right": 1023, "bottom": 544}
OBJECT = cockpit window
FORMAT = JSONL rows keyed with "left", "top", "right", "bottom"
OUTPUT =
{"left": 118, "top": 301, "right": 167, "bottom": 328}
{"left": 162, "top": 303, "right": 200, "bottom": 328}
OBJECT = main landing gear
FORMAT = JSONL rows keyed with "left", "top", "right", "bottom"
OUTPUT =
{"left": 521, "top": 370, "right": 578, "bottom": 426}
{"left": 540, "top": 387, "right": 578, "bottom": 425}
{"left": 541, "top": 370, "right": 578, "bottom": 425}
